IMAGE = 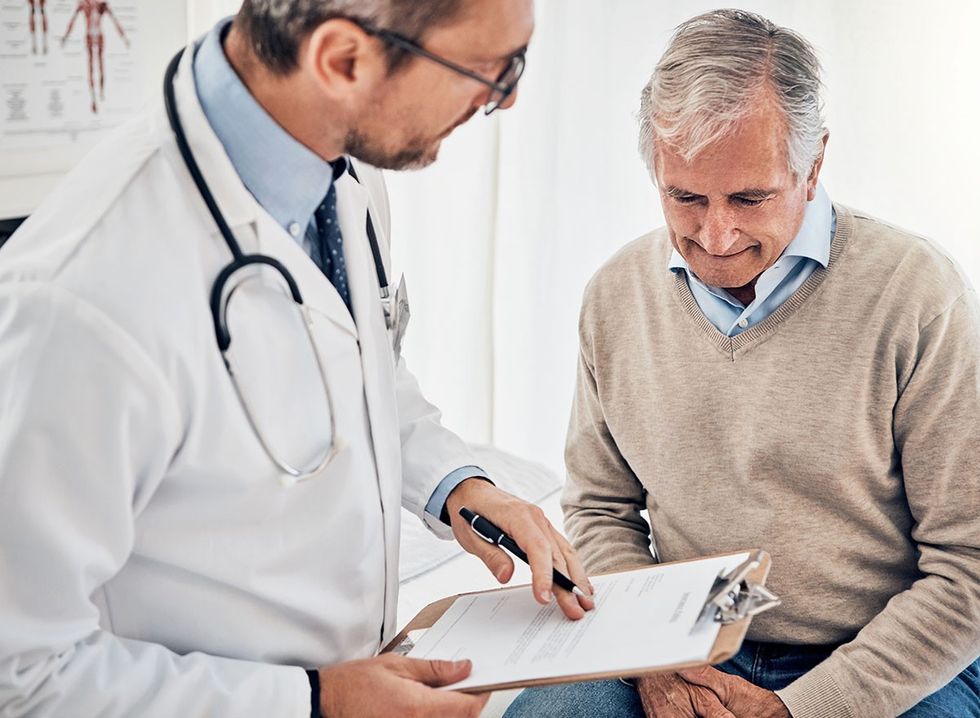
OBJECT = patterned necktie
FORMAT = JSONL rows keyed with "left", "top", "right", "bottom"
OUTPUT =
{"left": 306, "top": 182, "right": 352, "bottom": 313}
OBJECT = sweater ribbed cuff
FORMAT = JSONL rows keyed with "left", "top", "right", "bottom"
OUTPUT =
{"left": 776, "top": 664, "right": 853, "bottom": 718}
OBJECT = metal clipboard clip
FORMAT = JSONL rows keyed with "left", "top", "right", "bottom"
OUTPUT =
{"left": 699, "top": 551, "right": 781, "bottom": 625}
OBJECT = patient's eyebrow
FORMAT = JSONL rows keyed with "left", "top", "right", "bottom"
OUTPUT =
{"left": 663, "top": 185, "right": 699, "bottom": 198}
{"left": 663, "top": 186, "right": 778, "bottom": 199}
{"left": 733, "top": 188, "right": 778, "bottom": 199}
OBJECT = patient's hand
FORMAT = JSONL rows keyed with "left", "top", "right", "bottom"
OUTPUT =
{"left": 318, "top": 654, "right": 489, "bottom": 718}
{"left": 678, "top": 667, "right": 790, "bottom": 717}
{"left": 445, "top": 478, "right": 596, "bottom": 620}
{"left": 638, "top": 672, "right": 731, "bottom": 717}
{"left": 637, "top": 668, "right": 790, "bottom": 718}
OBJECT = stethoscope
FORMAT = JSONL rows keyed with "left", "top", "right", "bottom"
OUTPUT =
{"left": 163, "top": 47, "right": 391, "bottom": 486}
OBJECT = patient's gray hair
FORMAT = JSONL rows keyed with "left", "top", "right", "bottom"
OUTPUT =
{"left": 638, "top": 9, "right": 826, "bottom": 180}
{"left": 237, "top": 0, "right": 464, "bottom": 75}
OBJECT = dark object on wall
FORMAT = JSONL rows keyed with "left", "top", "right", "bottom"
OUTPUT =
{"left": 0, "top": 217, "right": 27, "bottom": 252}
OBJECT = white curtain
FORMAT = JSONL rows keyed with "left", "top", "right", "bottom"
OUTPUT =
{"left": 188, "top": 0, "right": 980, "bottom": 476}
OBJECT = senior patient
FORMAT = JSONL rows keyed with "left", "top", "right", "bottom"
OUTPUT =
{"left": 505, "top": 9, "right": 980, "bottom": 718}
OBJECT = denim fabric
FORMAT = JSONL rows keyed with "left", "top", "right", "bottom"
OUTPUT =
{"left": 502, "top": 640, "right": 980, "bottom": 717}
{"left": 714, "top": 640, "right": 841, "bottom": 692}
{"left": 504, "top": 675, "right": 643, "bottom": 718}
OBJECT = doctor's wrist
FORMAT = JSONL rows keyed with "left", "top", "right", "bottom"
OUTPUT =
{"left": 307, "top": 669, "right": 322, "bottom": 718}
{"left": 441, "top": 476, "right": 494, "bottom": 525}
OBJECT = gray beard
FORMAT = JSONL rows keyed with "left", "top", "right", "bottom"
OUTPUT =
{"left": 344, "top": 128, "right": 436, "bottom": 171}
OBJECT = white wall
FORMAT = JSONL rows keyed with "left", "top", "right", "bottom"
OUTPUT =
{"left": 188, "top": 0, "right": 240, "bottom": 37}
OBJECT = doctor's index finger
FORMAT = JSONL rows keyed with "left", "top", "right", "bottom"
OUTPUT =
{"left": 545, "top": 533, "right": 594, "bottom": 617}
{"left": 500, "top": 506, "right": 589, "bottom": 604}
{"left": 527, "top": 535, "right": 558, "bottom": 604}
{"left": 553, "top": 529, "right": 595, "bottom": 598}
{"left": 505, "top": 514, "right": 559, "bottom": 604}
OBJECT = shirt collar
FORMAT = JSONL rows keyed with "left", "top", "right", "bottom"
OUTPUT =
{"left": 668, "top": 182, "right": 834, "bottom": 275}
{"left": 193, "top": 17, "right": 337, "bottom": 232}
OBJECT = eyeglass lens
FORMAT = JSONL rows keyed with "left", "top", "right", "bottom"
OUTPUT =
{"left": 485, "top": 54, "right": 526, "bottom": 114}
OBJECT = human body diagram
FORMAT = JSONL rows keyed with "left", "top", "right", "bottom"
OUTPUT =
{"left": 28, "top": 0, "right": 48, "bottom": 55}
{"left": 61, "top": 0, "right": 129, "bottom": 113}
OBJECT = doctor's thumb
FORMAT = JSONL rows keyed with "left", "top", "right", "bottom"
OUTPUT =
{"left": 464, "top": 538, "right": 514, "bottom": 584}
{"left": 404, "top": 657, "right": 473, "bottom": 687}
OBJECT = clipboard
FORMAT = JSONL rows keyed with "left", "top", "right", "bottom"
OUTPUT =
{"left": 383, "top": 549, "right": 778, "bottom": 693}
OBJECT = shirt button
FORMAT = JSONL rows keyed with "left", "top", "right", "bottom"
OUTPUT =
{"left": 288, "top": 221, "right": 301, "bottom": 238}
{"left": 737, "top": 318, "right": 749, "bottom": 328}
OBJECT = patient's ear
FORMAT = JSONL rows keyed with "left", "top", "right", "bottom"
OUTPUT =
{"left": 806, "top": 130, "right": 830, "bottom": 201}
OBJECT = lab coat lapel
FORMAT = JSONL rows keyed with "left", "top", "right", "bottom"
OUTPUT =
{"left": 335, "top": 172, "right": 402, "bottom": 637}
{"left": 166, "top": 45, "right": 254, "bottom": 231}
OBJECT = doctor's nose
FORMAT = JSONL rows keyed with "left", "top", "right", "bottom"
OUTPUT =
{"left": 697, "top": 205, "right": 741, "bottom": 256}
{"left": 480, "top": 83, "right": 520, "bottom": 116}
{"left": 496, "top": 85, "right": 519, "bottom": 111}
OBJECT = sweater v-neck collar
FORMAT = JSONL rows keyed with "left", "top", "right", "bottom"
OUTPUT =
{"left": 672, "top": 204, "right": 854, "bottom": 359}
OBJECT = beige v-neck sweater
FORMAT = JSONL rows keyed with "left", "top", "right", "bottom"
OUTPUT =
{"left": 563, "top": 206, "right": 980, "bottom": 718}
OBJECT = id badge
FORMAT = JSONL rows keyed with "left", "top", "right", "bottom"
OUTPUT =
{"left": 390, "top": 274, "right": 410, "bottom": 362}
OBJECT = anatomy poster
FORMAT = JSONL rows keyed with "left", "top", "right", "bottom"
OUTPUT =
{"left": 0, "top": 0, "right": 142, "bottom": 151}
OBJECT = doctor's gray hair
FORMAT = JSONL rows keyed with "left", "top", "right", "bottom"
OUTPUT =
{"left": 638, "top": 9, "right": 826, "bottom": 181}
{"left": 237, "top": 0, "right": 464, "bottom": 75}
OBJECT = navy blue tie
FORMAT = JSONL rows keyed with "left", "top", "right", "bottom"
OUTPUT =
{"left": 307, "top": 182, "right": 352, "bottom": 312}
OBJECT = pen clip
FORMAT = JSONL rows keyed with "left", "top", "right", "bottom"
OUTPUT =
{"left": 461, "top": 507, "right": 504, "bottom": 545}
{"left": 472, "top": 514, "right": 504, "bottom": 545}
{"left": 468, "top": 514, "right": 492, "bottom": 543}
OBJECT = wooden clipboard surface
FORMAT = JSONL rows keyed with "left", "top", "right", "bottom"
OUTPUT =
{"left": 383, "top": 550, "right": 771, "bottom": 693}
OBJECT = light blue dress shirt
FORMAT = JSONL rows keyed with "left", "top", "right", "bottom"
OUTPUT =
{"left": 669, "top": 184, "right": 835, "bottom": 336}
{"left": 193, "top": 18, "right": 483, "bottom": 521}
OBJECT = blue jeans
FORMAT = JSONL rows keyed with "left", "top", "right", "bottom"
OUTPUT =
{"left": 502, "top": 640, "right": 980, "bottom": 717}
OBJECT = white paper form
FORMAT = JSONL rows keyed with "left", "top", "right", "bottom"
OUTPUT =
{"left": 407, "top": 553, "right": 750, "bottom": 690}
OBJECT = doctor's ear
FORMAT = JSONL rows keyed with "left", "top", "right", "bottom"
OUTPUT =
{"left": 302, "top": 19, "right": 387, "bottom": 102}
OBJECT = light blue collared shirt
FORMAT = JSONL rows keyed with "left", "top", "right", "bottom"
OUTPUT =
{"left": 669, "top": 184, "right": 835, "bottom": 336}
{"left": 194, "top": 18, "right": 335, "bottom": 248}
{"left": 193, "top": 18, "right": 484, "bottom": 521}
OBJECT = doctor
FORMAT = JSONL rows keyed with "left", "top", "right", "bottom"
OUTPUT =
{"left": 0, "top": 1, "right": 594, "bottom": 716}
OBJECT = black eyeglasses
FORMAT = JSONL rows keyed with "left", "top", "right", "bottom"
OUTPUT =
{"left": 359, "top": 23, "right": 526, "bottom": 115}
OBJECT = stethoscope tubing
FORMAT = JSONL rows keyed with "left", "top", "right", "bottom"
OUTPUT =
{"left": 162, "top": 47, "right": 391, "bottom": 352}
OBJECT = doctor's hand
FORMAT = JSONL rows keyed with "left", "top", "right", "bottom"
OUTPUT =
{"left": 317, "top": 654, "right": 489, "bottom": 718}
{"left": 445, "top": 478, "right": 596, "bottom": 620}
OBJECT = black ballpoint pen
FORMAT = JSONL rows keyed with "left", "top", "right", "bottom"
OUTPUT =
{"left": 459, "top": 506, "right": 588, "bottom": 598}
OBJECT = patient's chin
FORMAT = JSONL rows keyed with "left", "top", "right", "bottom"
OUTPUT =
{"left": 692, "top": 265, "right": 754, "bottom": 291}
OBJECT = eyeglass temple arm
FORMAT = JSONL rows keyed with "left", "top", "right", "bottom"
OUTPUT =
{"left": 365, "top": 26, "right": 514, "bottom": 95}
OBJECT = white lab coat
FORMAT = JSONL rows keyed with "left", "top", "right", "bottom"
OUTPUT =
{"left": 0, "top": 47, "right": 475, "bottom": 717}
